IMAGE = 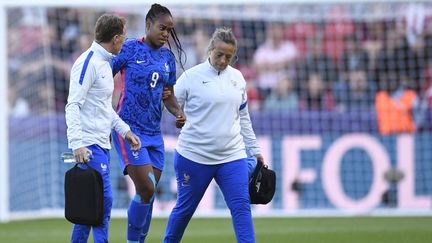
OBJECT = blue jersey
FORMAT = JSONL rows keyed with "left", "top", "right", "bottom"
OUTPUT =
{"left": 111, "top": 38, "right": 176, "bottom": 135}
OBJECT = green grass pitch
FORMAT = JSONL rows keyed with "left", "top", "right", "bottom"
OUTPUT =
{"left": 1, "top": 217, "right": 431, "bottom": 242}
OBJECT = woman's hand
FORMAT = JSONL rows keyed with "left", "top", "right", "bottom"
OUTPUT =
{"left": 125, "top": 131, "right": 141, "bottom": 151}
{"left": 175, "top": 113, "right": 186, "bottom": 128}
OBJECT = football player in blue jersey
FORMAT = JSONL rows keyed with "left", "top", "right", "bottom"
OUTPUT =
{"left": 110, "top": 3, "right": 186, "bottom": 243}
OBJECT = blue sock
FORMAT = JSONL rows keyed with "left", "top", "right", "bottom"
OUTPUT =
{"left": 127, "top": 195, "right": 150, "bottom": 242}
{"left": 139, "top": 202, "right": 154, "bottom": 243}
{"left": 139, "top": 172, "right": 156, "bottom": 243}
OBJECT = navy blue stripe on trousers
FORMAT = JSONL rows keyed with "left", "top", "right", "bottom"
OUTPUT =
{"left": 79, "top": 51, "right": 94, "bottom": 85}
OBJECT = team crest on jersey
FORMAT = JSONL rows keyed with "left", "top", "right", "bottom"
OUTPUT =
{"left": 165, "top": 63, "right": 170, "bottom": 72}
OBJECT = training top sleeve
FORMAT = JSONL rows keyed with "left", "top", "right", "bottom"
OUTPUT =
{"left": 174, "top": 71, "right": 188, "bottom": 109}
{"left": 110, "top": 108, "right": 130, "bottom": 138}
{"left": 238, "top": 72, "right": 260, "bottom": 156}
{"left": 65, "top": 55, "right": 96, "bottom": 150}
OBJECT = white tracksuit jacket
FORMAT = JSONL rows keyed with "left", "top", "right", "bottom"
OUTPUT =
{"left": 65, "top": 41, "right": 130, "bottom": 150}
{"left": 174, "top": 59, "right": 260, "bottom": 164}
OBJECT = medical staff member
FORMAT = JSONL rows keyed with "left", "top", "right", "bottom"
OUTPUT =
{"left": 65, "top": 13, "right": 141, "bottom": 243}
{"left": 164, "top": 27, "right": 264, "bottom": 243}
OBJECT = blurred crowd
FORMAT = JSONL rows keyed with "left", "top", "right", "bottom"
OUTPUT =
{"left": 7, "top": 4, "right": 432, "bottom": 133}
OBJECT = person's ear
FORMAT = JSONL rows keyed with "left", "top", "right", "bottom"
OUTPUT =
{"left": 113, "top": 35, "right": 121, "bottom": 45}
{"left": 112, "top": 35, "right": 117, "bottom": 45}
{"left": 145, "top": 20, "right": 151, "bottom": 32}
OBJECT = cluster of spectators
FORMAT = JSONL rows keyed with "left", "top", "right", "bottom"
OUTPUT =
{"left": 8, "top": 8, "right": 94, "bottom": 116}
{"left": 8, "top": 4, "right": 432, "bottom": 126}
{"left": 174, "top": 13, "right": 432, "bottom": 135}
{"left": 242, "top": 20, "right": 432, "bottom": 114}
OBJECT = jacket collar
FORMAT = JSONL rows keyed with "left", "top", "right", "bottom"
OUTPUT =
{"left": 91, "top": 41, "right": 115, "bottom": 61}
{"left": 206, "top": 58, "right": 228, "bottom": 76}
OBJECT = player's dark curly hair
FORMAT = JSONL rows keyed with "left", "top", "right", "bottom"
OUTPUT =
{"left": 146, "top": 3, "right": 186, "bottom": 71}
